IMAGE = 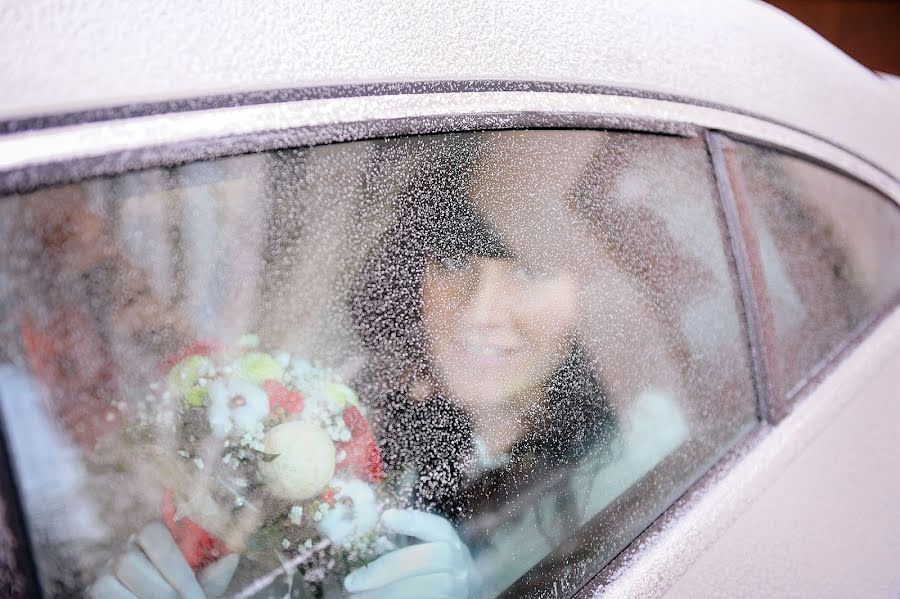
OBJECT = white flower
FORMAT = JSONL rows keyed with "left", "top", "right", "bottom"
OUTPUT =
{"left": 258, "top": 421, "right": 336, "bottom": 501}
{"left": 289, "top": 358, "right": 315, "bottom": 384}
{"left": 316, "top": 478, "right": 380, "bottom": 547}
{"left": 290, "top": 505, "right": 304, "bottom": 525}
{"left": 274, "top": 351, "right": 292, "bottom": 369}
{"left": 207, "top": 379, "right": 269, "bottom": 437}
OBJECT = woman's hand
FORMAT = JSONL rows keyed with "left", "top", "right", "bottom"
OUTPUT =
{"left": 344, "top": 508, "right": 478, "bottom": 599}
{"left": 89, "top": 522, "right": 239, "bottom": 599}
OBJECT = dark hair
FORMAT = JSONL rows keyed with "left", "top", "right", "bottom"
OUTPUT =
{"left": 349, "top": 136, "right": 618, "bottom": 527}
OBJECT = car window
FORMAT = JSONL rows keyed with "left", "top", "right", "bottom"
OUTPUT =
{"left": 732, "top": 141, "right": 900, "bottom": 402}
{"left": 0, "top": 129, "right": 756, "bottom": 598}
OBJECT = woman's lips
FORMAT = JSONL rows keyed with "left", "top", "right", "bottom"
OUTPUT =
{"left": 456, "top": 339, "right": 524, "bottom": 365}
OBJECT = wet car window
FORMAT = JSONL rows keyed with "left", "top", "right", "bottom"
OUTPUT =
{"left": 733, "top": 142, "right": 900, "bottom": 401}
{"left": 0, "top": 130, "right": 756, "bottom": 598}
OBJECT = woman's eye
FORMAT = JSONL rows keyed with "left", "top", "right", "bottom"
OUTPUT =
{"left": 512, "top": 264, "right": 549, "bottom": 282}
{"left": 440, "top": 255, "right": 473, "bottom": 272}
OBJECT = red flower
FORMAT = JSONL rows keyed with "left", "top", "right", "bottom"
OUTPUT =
{"left": 160, "top": 488, "right": 230, "bottom": 571}
{"left": 262, "top": 380, "right": 304, "bottom": 414}
{"left": 19, "top": 310, "right": 118, "bottom": 448}
{"left": 335, "top": 407, "right": 385, "bottom": 483}
{"left": 161, "top": 340, "right": 219, "bottom": 370}
{"left": 321, "top": 488, "right": 337, "bottom": 506}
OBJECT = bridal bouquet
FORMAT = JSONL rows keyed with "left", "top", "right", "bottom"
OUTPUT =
{"left": 117, "top": 335, "right": 392, "bottom": 580}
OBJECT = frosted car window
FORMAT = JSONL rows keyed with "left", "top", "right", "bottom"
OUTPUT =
{"left": 733, "top": 142, "right": 900, "bottom": 400}
{"left": 0, "top": 130, "right": 756, "bottom": 598}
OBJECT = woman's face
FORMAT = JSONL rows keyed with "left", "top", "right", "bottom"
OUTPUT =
{"left": 421, "top": 255, "right": 578, "bottom": 415}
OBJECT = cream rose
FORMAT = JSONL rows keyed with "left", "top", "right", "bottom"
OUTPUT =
{"left": 258, "top": 421, "right": 336, "bottom": 500}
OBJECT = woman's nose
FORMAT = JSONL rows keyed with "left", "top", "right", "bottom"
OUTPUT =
{"left": 465, "top": 262, "right": 513, "bottom": 327}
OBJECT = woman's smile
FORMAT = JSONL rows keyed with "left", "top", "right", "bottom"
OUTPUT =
{"left": 459, "top": 336, "right": 524, "bottom": 364}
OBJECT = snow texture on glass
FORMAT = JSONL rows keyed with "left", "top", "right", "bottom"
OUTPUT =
{"left": 0, "top": 130, "right": 756, "bottom": 598}
{"left": 734, "top": 142, "right": 900, "bottom": 400}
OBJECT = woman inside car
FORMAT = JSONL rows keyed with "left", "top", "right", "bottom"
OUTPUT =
{"left": 336, "top": 131, "right": 692, "bottom": 598}
{"left": 342, "top": 158, "right": 621, "bottom": 598}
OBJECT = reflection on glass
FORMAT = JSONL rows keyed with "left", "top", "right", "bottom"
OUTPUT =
{"left": 0, "top": 130, "right": 756, "bottom": 598}
{"left": 734, "top": 142, "right": 900, "bottom": 398}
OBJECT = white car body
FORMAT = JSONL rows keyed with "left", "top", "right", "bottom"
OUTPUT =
{"left": 1, "top": 1, "right": 899, "bottom": 597}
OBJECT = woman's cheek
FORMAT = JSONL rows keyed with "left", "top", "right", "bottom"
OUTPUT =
{"left": 517, "top": 278, "right": 578, "bottom": 340}
{"left": 422, "top": 281, "right": 455, "bottom": 331}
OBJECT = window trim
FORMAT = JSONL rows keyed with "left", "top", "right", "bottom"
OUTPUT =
{"left": 707, "top": 132, "right": 781, "bottom": 423}
{"left": 0, "top": 77, "right": 892, "bottom": 161}
{"left": 0, "top": 88, "right": 897, "bottom": 202}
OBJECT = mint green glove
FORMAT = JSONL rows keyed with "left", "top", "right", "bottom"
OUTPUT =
{"left": 344, "top": 509, "right": 478, "bottom": 599}
{"left": 89, "top": 522, "right": 238, "bottom": 599}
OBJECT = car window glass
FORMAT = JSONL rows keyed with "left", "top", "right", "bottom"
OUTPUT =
{"left": 0, "top": 130, "right": 756, "bottom": 598}
{"left": 733, "top": 141, "right": 900, "bottom": 400}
